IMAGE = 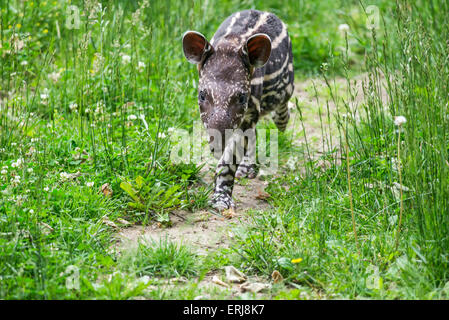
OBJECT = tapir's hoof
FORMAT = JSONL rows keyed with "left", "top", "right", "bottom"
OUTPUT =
{"left": 235, "top": 164, "right": 258, "bottom": 179}
{"left": 210, "top": 193, "right": 235, "bottom": 211}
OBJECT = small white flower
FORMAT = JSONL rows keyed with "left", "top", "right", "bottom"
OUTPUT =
{"left": 21, "top": 60, "right": 28, "bottom": 66}
{"left": 394, "top": 116, "right": 407, "bottom": 126}
{"left": 85, "top": 108, "right": 91, "bottom": 114}
{"left": 1, "top": 169, "right": 7, "bottom": 175}
{"left": 60, "top": 172, "right": 69, "bottom": 180}
{"left": 122, "top": 54, "right": 131, "bottom": 64}
{"left": 86, "top": 181, "right": 94, "bottom": 187}
{"left": 338, "top": 24, "right": 350, "bottom": 33}
{"left": 11, "top": 175, "right": 21, "bottom": 185}
{"left": 137, "top": 61, "right": 145, "bottom": 72}
{"left": 158, "top": 132, "right": 166, "bottom": 139}
{"left": 128, "top": 114, "right": 137, "bottom": 121}
{"left": 27, "top": 168, "right": 33, "bottom": 173}
{"left": 69, "top": 103, "right": 78, "bottom": 111}
{"left": 48, "top": 71, "right": 61, "bottom": 83}
{"left": 11, "top": 158, "right": 24, "bottom": 168}
{"left": 44, "top": 186, "right": 50, "bottom": 192}
{"left": 167, "top": 127, "right": 175, "bottom": 133}
{"left": 29, "top": 209, "right": 34, "bottom": 214}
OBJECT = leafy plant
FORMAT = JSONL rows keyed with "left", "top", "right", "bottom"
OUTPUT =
{"left": 120, "top": 176, "right": 183, "bottom": 213}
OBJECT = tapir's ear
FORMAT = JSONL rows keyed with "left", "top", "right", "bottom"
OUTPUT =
{"left": 243, "top": 33, "right": 272, "bottom": 68}
{"left": 182, "top": 31, "right": 213, "bottom": 64}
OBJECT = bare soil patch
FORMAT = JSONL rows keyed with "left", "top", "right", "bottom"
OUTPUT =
{"left": 117, "top": 176, "right": 271, "bottom": 255}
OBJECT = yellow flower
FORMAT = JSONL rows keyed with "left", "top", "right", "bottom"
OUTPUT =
{"left": 16, "top": 24, "right": 22, "bottom": 29}
{"left": 43, "top": 29, "right": 48, "bottom": 34}
{"left": 291, "top": 258, "right": 303, "bottom": 264}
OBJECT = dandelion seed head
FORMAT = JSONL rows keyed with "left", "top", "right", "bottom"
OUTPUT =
{"left": 338, "top": 24, "right": 350, "bottom": 32}
{"left": 394, "top": 116, "right": 407, "bottom": 126}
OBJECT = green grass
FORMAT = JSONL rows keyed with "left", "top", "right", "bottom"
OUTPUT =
{"left": 1, "top": 0, "right": 448, "bottom": 299}
{"left": 119, "top": 239, "right": 199, "bottom": 278}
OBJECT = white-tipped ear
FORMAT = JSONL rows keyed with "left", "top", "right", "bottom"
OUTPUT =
{"left": 182, "top": 31, "right": 213, "bottom": 64}
{"left": 243, "top": 33, "right": 272, "bottom": 68}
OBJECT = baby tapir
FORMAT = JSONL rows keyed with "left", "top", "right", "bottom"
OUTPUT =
{"left": 182, "top": 9, "right": 294, "bottom": 210}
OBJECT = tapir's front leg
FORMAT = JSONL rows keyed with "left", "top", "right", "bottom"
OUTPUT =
{"left": 211, "top": 160, "right": 237, "bottom": 210}
{"left": 210, "top": 132, "right": 247, "bottom": 210}
{"left": 235, "top": 114, "right": 259, "bottom": 179}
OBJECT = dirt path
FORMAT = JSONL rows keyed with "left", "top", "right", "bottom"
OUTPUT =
{"left": 117, "top": 176, "right": 271, "bottom": 255}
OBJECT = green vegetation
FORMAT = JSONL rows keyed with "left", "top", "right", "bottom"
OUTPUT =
{"left": 1, "top": 0, "right": 448, "bottom": 299}
{"left": 119, "top": 239, "right": 199, "bottom": 278}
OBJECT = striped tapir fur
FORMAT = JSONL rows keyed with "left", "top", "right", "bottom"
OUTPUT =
{"left": 182, "top": 9, "right": 294, "bottom": 210}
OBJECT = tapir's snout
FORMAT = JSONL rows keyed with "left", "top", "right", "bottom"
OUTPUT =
{"left": 205, "top": 109, "right": 233, "bottom": 155}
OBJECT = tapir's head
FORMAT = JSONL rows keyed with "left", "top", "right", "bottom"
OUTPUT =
{"left": 182, "top": 31, "right": 271, "bottom": 151}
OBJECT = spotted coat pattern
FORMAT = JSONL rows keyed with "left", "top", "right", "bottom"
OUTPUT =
{"left": 184, "top": 10, "right": 294, "bottom": 210}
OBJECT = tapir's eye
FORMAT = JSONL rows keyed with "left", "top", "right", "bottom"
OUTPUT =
{"left": 198, "top": 90, "right": 206, "bottom": 103}
{"left": 238, "top": 93, "right": 248, "bottom": 105}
